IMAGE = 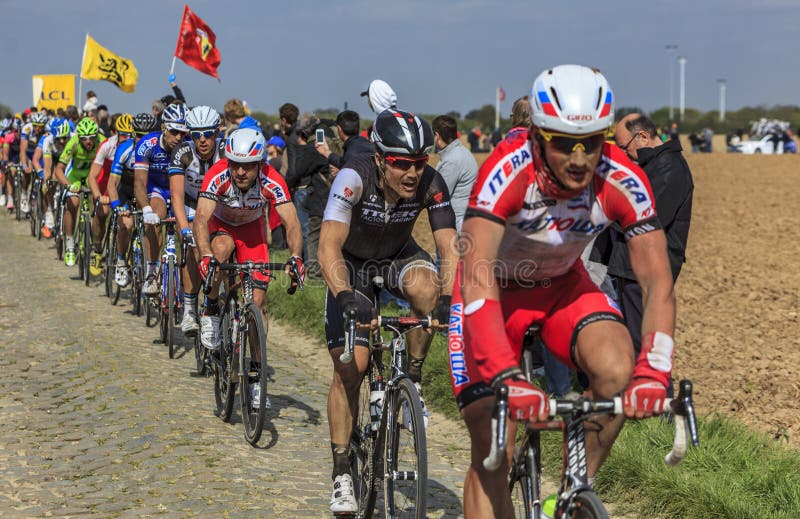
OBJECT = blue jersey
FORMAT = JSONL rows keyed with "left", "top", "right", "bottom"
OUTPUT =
{"left": 111, "top": 138, "right": 136, "bottom": 184}
{"left": 134, "top": 132, "right": 171, "bottom": 189}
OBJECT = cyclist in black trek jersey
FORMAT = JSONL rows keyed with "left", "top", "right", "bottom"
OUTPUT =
{"left": 318, "top": 109, "right": 459, "bottom": 514}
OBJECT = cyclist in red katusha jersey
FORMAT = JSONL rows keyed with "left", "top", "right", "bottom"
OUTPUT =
{"left": 449, "top": 64, "right": 677, "bottom": 518}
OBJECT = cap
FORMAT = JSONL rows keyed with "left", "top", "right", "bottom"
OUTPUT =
{"left": 361, "top": 79, "right": 397, "bottom": 115}
{"left": 266, "top": 135, "right": 286, "bottom": 149}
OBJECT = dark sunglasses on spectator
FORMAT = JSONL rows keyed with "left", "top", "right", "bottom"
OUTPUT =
{"left": 190, "top": 129, "right": 217, "bottom": 140}
{"left": 538, "top": 128, "right": 606, "bottom": 154}
{"left": 384, "top": 155, "right": 429, "bottom": 171}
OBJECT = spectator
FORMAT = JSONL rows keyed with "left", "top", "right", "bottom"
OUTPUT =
{"left": 669, "top": 122, "right": 679, "bottom": 141}
{"left": 593, "top": 114, "right": 694, "bottom": 386}
{"left": 96, "top": 105, "right": 110, "bottom": 136}
{"left": 151, "top": 99, "right": 165, "bottom": 121}
{"left": 266, "top": 136, "right": 288, "bottom": 250}
{"left": 508, "top": 95, "right": 532, "bottom": 138}
{"left": 278, "top": 102, "right": 300, "bottom": 179}
{"left": 431, "top": 115, "right": 477, "bottom": 233}
{"left": 490, "top": 127, "right": 502, "bottom": 148}
{"left": 224, "top": 98, "right": 261, "bottom": 134}
{"left": 688, "top": 131, "right": 702, "bottom": 153}
{"left": 286, "top": 112, "right": 321, "bottom": 260}
{"left": 314, "top": 110, "right": 373, "bottom": 170}
{"left": 467, "top": 126, "right": 481, "bottom": 152}
{"left": 360, "top": 79, "right": 397, "bottom": 116}
{"left": 702, "top": 127, "right": 713, "bottom": 152}
{"left": 83, "top": 90, "right": 98, "bottom": 113}
{"left": 266, "top": 135, "right": 286, "bottom": 171}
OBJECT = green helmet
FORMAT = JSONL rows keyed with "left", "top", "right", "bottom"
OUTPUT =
{"left": 75, "top": 117, "right": 98, "bottom": 137}
{"left": 55, "top": 120, "right": 72, "bottom": 139}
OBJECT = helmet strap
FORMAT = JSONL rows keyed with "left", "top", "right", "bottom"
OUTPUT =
{"left": 532, "top": 133, "right": 585, "bottom": 200}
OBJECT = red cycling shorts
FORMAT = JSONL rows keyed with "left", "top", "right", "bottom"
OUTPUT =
{"left": 207, "top": 215, "right": 270, "bottom": 286}
{"left": 448, "top": 261, "right": 624, "bottom": 409}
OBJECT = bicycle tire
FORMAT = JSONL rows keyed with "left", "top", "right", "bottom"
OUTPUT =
{"left": 14, "top": 175, "right": 21, "bottom": 221}
{"left": 214, "top": 305, "right": 237, "bottom": 422}
{"left": 194, "top": 333, "right": 208, "bottom": 376}
{"left": 510, "top": 432, "right": 541, "bottom": 519}
{"left": 130, "top": 230, "right": 144, "bottom": 316}
{"left": 166, "top": 257, "right": 176, "bottom": 358}
{"left": 145, "top": 293, "right": 157, "bottom": 327}
{"left": 55, "top": 197, "right": 65, "bottom": 260}
{"left": 104, "top": 217, "right": 117, "bottom": 299}
{"left": 563, "top": 490, "right": 609, "bottom": 519}
{"left": 84, "top": 217, "right": 92, "bottom": 286}
{"left": 240, "top": 302, "right": 267, "bottom": 445}
{"left": 350, "top": 365, "right": 379, "bottom": 519}
{"left": 29, "top": 191, "right": 38, "bottom": 237}
{"left": 383, "top": 377, "right": 427, "bottom": 519}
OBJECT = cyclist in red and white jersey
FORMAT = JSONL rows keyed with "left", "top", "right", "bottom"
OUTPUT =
{"left": 194, "top": 128, "right": 304, "bottom": 363}
{"left": 450, "top": 65, "right": 677, "bottom": 517}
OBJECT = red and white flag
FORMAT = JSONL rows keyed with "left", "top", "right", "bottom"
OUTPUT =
{"left": 497, "top": 86, "right": 506, "bottom": 102}
{"left": 174, "top": 5, "right": 221, "bottom": 79}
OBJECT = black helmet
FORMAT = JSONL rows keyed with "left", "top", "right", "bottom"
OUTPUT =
{"left": 133, "top": 113, "right": 158, "bottom": 135}
{"left": 371, "top": 109, "right": 433, "bottom": 156}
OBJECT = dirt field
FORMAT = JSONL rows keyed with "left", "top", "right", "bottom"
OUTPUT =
{"left": 417, "top": 147, "right": 800, "bottom": 447}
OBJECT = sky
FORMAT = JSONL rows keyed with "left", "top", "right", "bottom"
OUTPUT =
{"left": 2, "top": 0, "right": 799, "bottom": 119}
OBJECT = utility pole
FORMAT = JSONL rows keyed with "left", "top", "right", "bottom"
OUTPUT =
{"left": 717, "top": 79, "right": 726, "bottom": 122}
{"left": 678, "top": 55, "right": 688, "bottom": 122}
{"left": 665, "top": 44, "right": 678, "bottom": 121}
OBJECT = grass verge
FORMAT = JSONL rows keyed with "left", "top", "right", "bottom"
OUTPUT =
{"left": 266, "top": 250, "right": 800, "bottom": 517}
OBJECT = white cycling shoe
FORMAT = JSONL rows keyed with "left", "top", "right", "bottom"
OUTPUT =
{"left": 200, "top": 315, "right": 220, "bottom": 350}
{"left": 330, "top": 474, "right": 357, "bottom": 514}
{"left": 180, "top": 312, "right": 199, "bottom": 336}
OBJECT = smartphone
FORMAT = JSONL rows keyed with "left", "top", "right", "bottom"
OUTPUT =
{"left": 315, "top": 128, "right": 325, "bottom": 145}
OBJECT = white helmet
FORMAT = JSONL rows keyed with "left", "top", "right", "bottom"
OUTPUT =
{"left": 225, "top": 128, "right": 266, "bottom": 163}
{"left": 531, "top": 64, "right": 614, "bottom": 135}
{"left": 186, "top": 105, "right": 221, "bottom": 130}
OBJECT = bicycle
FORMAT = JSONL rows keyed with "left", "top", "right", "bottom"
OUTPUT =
{"left": 122, "top": 208, "right": 147, "bottom": 317}
{"left": 10, "top": 163, "right": 23, "bottom": 220}
{"left": 155, "top": 218, "right": 183, "bottom": 358}
{"left": 98, "top": 205, "right": 119, "bottom": 302}
{"left": 52, "top": 182, "right": 66, "bottom": 260}
{"left": 72, "top": 187, "right": 93, "bottom": 286}
{"left": 28, "top": 174, "right": 44, "bottom": 239}
{"left": 484, "top": 330, "right": 700, "bottom": 519}
{"left": 203, "top": 257, "right": 303, "bottom": 446}
{"left": 340, "top": 275, "right": 443, "bottom": 519}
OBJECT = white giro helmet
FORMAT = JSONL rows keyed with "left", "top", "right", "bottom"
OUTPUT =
{"left": 531, "top": 64, "right": 614, "bottom": 135}
{"left": 186, "top": 105, "right": 221, "bottom": 130}
{"left": 225, "top": 128, "right": 266, "bottom": 163}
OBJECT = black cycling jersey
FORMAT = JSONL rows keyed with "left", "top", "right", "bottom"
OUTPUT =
{"left": 322, "top": 155, "right": 456, "bottom": 261}
{"left": 168, "top": 138, "right": 225, "bottom": 205}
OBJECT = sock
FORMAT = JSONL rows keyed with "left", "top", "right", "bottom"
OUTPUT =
{"left": 146, "top": 261, "right": 158, "bottom": 278}
{"left": 184, "top": 293, "right": 197, "bottom": 316}
{"left": 331, "top": 443, "right": 351, "bottom": 480}
{"left": 117, "top": 253, "right": 125, "bottom": 262}
{"left": 408, "top": 356, "right": 425, "bottom": 384}
{"left": 204, "top": 297, "right": 219, "bottom": 316}
{"left": 66, "top": 236, "right": 75, "bottom": 249}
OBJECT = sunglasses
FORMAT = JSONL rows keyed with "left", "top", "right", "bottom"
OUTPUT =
{"left": 384, "top": 155, "right": 429, "bottom": 171}
{"left": 617, "top": 132, "right": 642, "bottom": 153}
{"left": 79, "top": 135, "right": 97, "bottom": 142}
{"left": 538, "top": 128, "right": 606, "bottom": 154}
{"left": 167, "top": 128, "right": 187, "bottom": 136}
{"left": 190, "top": 129, "right": 217, "bottom": 140}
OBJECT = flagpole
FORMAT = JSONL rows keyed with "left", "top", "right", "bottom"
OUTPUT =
{"left": 78, "top": 34, "right": 89, "bottom": 109}
{"left": 494, "top": 87, "right": 500, "bottom": 130}
{"left": 169, "top": 56, "right": 177, "bottom": 76}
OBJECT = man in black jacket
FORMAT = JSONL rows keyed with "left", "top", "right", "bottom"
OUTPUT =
{"left": 314, "top": 110, "right": 374, "bottom": 169}
{"left": 594, "top": 113, "right": 693, "bottom": 362}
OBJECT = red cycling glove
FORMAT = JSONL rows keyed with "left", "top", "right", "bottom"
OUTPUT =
{"left": 198, "top": 255, "right": 213, "bottom": 281}
{"left": 500, "top": 376, "right": 550, "bottom": 422}
{"left": 624, "top": 332, "right": 674, "bottom": 418}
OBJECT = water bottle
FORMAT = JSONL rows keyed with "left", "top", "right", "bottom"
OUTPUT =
{"left": 369, "top": 378, "right": 385, "bottom": 432}
{"left": 540, "top": 494, "right": 557, "bottom": 519}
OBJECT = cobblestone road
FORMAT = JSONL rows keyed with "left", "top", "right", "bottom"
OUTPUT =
{"left": 0, "top": 215, "right": 471, "bottom": 518}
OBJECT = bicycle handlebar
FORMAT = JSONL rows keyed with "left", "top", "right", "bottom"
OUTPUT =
{"left": 482, "top": 379, "right": 699, "bottom": 471}
{"left": 202, "top": 258, "right": 304, "bottom": 296}
{"left": 340, "top": 315, "right": 447, "bottom": 364}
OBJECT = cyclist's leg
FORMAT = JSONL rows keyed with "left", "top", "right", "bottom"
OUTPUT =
{"left": 230, "top": 217, "right": 271, "bottom": 358}
{"left": 143, "top": 186, "right": 168, "bottom": 283}
{"left": 387, "top": 240, "right": 439, "bottom": 383}
{"left": 180, "top": 205, "right": 200, "bottom": 330}
{"left": 539, "top": 264, "right": 631, "bottom": 481}
{"left": 199, "top": 217, "right": 235, "bottom": 349}
{"left": 114, "top": 186, "right": 135, "bottom": 285}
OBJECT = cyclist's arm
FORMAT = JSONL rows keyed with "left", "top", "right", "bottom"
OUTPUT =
{"left": 55, "top": 138, "right": 75, "bottom": 185}
{"left": 32, "top": 146, "right": 44, "bottom": 174}
{"left": 627, "top": 229, "right": 676, "bottom": 341}
{"left": 274, "top": 202, "right": 302, "bottom": 259}
{"left": 54, "top": 161, "right": 68, "bottom": 185}
{"left": 87, "top": 161, "right": 103, "bottom": 200}
{"left": 133, "top": 140, "right": 151, "bottom": 210}
{"left": 168, "top": 143, "right": 192, "bottom": 232}
{"left": 19, "top": 139, "right": 29, "bottom": 170}
{"left": 319, "top": 220, "right": 351, "bottom": 297}
{"left": 433, "top": 227, "right": 458, "bottom": 296}
{"left": 43, "top": 154, "right": 53, "bottom": 181}
{"left": 193, "top": 197, "right": 216, "bottom": 257}
{"left": 107, "top": 172, "right": 121, "bottom": 204}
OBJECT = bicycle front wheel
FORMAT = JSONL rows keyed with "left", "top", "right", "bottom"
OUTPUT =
{"left": 163, "top": 257, "right": 176, "bottom": 358}
{"left": 350, "top": 366, "right": 379, "bottom": 518}
{"left": 82, "top": 217, "right": 91, "bottom": 286}
{"left": 510, "top": 432, "right": 541, "bottom": 519}
{"left": 563, "top": 490, "right": 608, "bottom": 519}
{"left": 240, "top": 302, "right": 267, "bottom": 446}
{"left": 104, "top": 218, "right": 117, "bottom": 299}
{"left": 214, "top": 307, "right": 237, "bottom": 422}
{"left": 29, "top": 192, "right": 38, "bottom": 237}
{"left": 383, "top": 377, "right": 427, "bottom": 519}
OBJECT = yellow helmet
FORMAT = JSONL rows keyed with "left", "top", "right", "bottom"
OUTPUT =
{"left": 115, "top": 113, "right": 134, "bottom": 135}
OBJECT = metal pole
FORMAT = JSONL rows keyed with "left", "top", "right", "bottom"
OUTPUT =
{"left": 494, "top": 88, "right": 500, "bottom": 130}
{"left": 718, "top": 79, "right": 726, "bottom": 122}
{"left": 665, "top": 45, "right": 678, "bottom": 121}
{"left": 678, "top": 56, "right": 687, "bottom": 122}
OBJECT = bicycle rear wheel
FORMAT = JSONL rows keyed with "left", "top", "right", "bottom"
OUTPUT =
{"left": 240, "top": 302, "right": 267, "bottom": 445}
{"left": 383, "top": 377, "right": 427, "bottom": 519}
{"left": 104, "top": 218, "right": 117, "bottom": 299}
{"left": 194, "top": 333, "right": 209, "bottom": 376}
{"left": 55, "top": 197, "right": 65, "bottom": 260}
{"left": 510, "top": 431, "right": 541, "bottom": 519}
{"left": 563, "top": 490, "right": 608, "bottom": 519}
{"left": 350, "top": 366, "right": 379, "bottom": 519}
{"left": 161, "top": 257, "right": 176, "bottom": 357}
{"left": 29, "top": 191, "right": 38, "bottom": 237}
{"left": 130, "top": 231, "right": 144, "bottom": 316}
{"left": 14, "top": 175, "right": 21, "bottom": 221}
{"left": 214, "top": 305, "right": 237, "bottom": 422}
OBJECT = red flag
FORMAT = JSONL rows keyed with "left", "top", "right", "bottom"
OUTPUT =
{"left": 497, "top": 86, "right": 506, "bottom": 102}
{"left": 174, "top": 5, "right": 221, "bottom": 79}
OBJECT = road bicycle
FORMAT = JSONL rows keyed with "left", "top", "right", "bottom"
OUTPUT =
{"left": 124, "top": 209, "right": 147, "bottom": 317}
{"left": 155, "top": 218, "right": 182, "bottom": 358}
{"left": 28, "top": 174, "right": 44, "bottom": 239}
{"left": 72, "top": 187, "right": 93, "bottom": 286}
{"left": 484, "top": 327, "right": 700, "bottom": 519}
{"left": 9, "top": 163, "right": 23, "bottom": 221}
{"left": 203, "top": 257, "right": 303, "bottom": 446}
{"left": 98, "top": 205, "right": 120, "bottom": 303}
{"left": 52, "top": 182, "right": 66, "bottom": 261}
{"left": 340, "top": 275, "right": 443, "bottom": 519}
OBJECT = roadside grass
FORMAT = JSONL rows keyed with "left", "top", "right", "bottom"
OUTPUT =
{"left": 266, "top": 250, "right": 800, "bottom": 518}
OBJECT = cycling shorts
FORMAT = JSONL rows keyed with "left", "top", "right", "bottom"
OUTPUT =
{"left": 207, "top": 215, "right": 270, "bottom": 289}
{"left": 448, "top": 261, "right": 624, "bottom": 410}
{"left": 147, "top": 183, "right": 170, "bottom": 203}
{"left": 324, "top": 239, "right": 436, "bottom": 350}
